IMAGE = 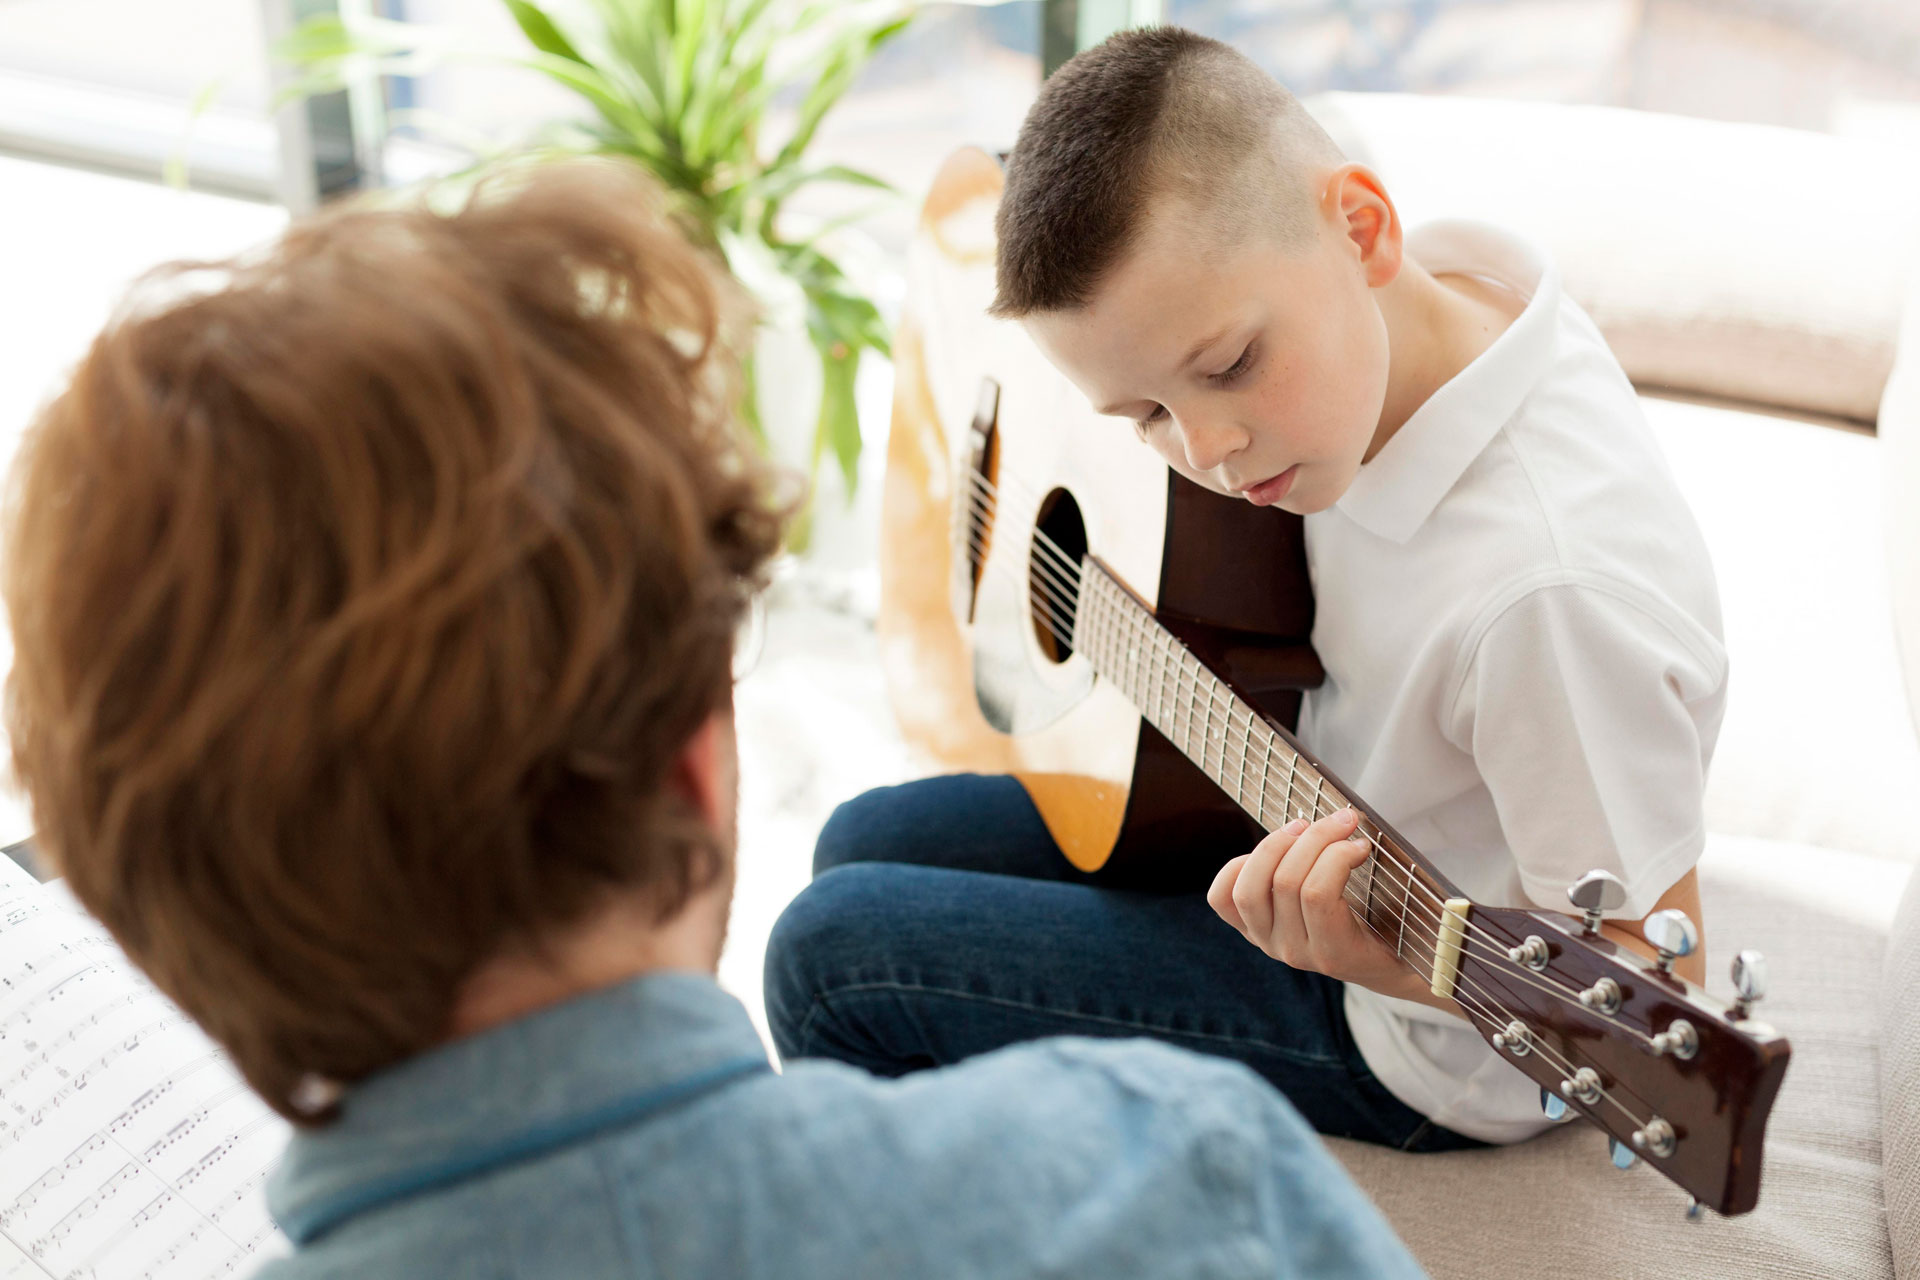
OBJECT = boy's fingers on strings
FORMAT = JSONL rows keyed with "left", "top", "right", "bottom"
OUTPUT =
{"left": 1207, "top": 854, "right": 1253, "bottom": 934}
{"left": 1299, "top": 835, "right": 1371, "bottom": 956}
{"left": 1228, "top": 818, "right": 1305, "bottom": 941}
{"left": 1268, "top": 808, "right": 1361, "bottom": 966}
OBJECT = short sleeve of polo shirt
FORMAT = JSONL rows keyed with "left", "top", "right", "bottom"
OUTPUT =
{"left": 1443, "top": 574, "right": 1729, "bottom": 919}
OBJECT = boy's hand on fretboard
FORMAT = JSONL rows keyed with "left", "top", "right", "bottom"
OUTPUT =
{"left": 1206, "top": 808, "right": 1467, "bottom": 1018}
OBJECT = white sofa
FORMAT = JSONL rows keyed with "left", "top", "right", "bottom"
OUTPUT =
{"left": 1310, "top": 93, "right": 1920, "bottom": 1279}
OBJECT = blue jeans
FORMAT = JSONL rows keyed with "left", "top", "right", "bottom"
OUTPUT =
{"left": 764, "top": 774, "right": 1486, "bottom": 1153}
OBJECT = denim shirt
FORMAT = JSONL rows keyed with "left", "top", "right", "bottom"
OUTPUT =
{"left": 262, "top": 973, "right": 1425, "bottom": 1279}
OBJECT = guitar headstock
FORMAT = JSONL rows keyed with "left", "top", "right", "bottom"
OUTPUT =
{"left": 1458, "top": 892, "right": 1790, "bottom": 1217}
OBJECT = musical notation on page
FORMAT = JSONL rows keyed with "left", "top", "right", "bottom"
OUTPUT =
{"left": 0, "top": 857, "right": 291, "bottom": 1279}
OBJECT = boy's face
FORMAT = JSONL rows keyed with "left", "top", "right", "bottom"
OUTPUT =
{"left": 1024, "top": 196, "right": 1391, "bottom": 516}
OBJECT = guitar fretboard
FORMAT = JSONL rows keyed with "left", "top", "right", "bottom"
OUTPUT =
{"left": 1070, "top": 559, "right": 1436, "bottom": 972}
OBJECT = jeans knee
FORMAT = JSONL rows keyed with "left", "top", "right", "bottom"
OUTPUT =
{"left": 811, "top": 788, "right": 893, "bottom": 876}
{"left": 763, "top": 867, "right": 878, "bottom": 1058}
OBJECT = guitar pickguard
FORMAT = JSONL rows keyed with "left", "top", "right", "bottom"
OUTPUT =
{"left": 967, "top": 532, "right": 1094, "bottom": 735}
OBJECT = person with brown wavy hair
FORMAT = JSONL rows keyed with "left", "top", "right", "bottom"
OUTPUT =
{"left": 1, "top": 159, "right": 1424, "bottom": 1278}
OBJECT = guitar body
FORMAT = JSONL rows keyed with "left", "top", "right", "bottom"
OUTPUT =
{"left": 878, "top": 146, "right": 1324, "bottom": 890}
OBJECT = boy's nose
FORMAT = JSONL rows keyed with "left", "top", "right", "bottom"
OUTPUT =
{"left": 1178, "top": 417, "right": 1246, "bottom": 475}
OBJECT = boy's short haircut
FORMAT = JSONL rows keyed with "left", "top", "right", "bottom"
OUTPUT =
{"left": 991, "top": 27, "right": 1343, "bottom": 319}
{"left": 2, "top": 159, "right": 787, "bottom": 1122}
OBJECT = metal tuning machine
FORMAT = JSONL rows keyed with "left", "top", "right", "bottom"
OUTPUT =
{"left": 1567, "top": 869, "right": 1626, "bottom": 936}
{"left": 1643, "top": 909, "right": 1699, "bottom": 977}
{"left": 1730, "top": 950, "right": 1768, "bottom": 1021}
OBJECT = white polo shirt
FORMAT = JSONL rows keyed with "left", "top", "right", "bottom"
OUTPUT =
{"left": 1302, "top": 221, "right": 1728, "bottom": 1145}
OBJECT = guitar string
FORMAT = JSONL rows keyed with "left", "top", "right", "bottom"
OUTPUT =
{"left": 1075, "top": 578, "right": 1661, "bottom": 1133}
{"left": 964, "top": 475, "right": 1666, "bottom": 1041}
{"left": 967, "top": 495, "right": 1566, "bottom": 990}
{"left": 1084, "top": 576, "right": 1666, "bottom": 1054}
{"left": 959, "top": 466, "right": 1673, "bottom": 1137}
{"left": 966, "top": 493, "right": 1585, "bottom": 992}
{"left": 970, "top": 538, "right": 1664, "bottom": 1136}
{"left": 964, "top": 472, "right": 1652, "bottom": 992}
{"left": 1078, "top": 552, "right": 1669, "bottom": 1047}
{"left": 963, "top": 478, "right": 1577, "bottom": 982}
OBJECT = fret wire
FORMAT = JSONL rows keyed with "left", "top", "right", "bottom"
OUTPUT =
{"left": 1230, "top": 685, "right": 1249, "bottom": 812}
{"left": 983, "top": 529, "right": 1612, "bottom": 997}
{"left": 1098, "top": 584, "right": 1112, "bottom": 683}
{"left": 1126, "top": 602, "right": 1137, "bottom": 705}
{"left": 1083, "top": 575, "right": 1569, "bottom": 984}
{"left": 1187, "top": 654, "right": 1199, "bottom": 771}
{"left": 1219, "top": 678, "right": 1246, "bottom": 808}
{"left": 1055, "top": 570, "right": 1657, "bottom": 1057}
{"left": 1255, "top": 728, "right": 1273, "bottom": 828}
{"left": 1035, "top": 573, "right": 1585, "bottom": 1018}
{"left": 1155, "top": 629, "right": 1171, "bottom": 737}
{"left": 1095, "top": 586, "right": 1630, "bottom": 1024}
{"left": 1194, "top": 664, "right": 1210, "bottom": 778}
{"left": 1154, "top": 630, "right": 1169, "bottom": 733}
{"left": 1204, "top": 678, "right": 1225, "bottom": 796}
{"left": 1165, "top": 629, "right": 1181, "bottom": 752}
{"left": 1182, "top": 650, "right": 1197, "bottom": 761}
{"left": 1215, "top": 680, "right": 1231, "bottom": 798}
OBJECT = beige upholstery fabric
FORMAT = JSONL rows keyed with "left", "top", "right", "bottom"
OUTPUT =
{"left": 1884, "top": 243, "right": 1920, "bottom": 1280}
{"left": 1889, "top": 871, "right": 1920, "bottom": 1280}
{"left": 1884, "top": 260, "right": 1920, "bottom": 747}
{"left": 1645, "top": 394, "right": 1920, "bottom": 866}
{"left": 1309, "top": 94, "right": 1920, "bottom": 424}
{"left": 1333, "top": 835, "right": 1907, "bottom": 1280}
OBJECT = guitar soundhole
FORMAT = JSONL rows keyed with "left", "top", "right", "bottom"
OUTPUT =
{"left": 1031, "top": 487, "right": 1087, "bottom": 663}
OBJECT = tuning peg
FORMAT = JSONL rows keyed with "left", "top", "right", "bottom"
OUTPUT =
{"left": 1730, "top": 950, "right": 1767, "bottom": 1019}
{"left": 1643, "top": 910, "right": 1699, "bottom": 976}
{"left": 1540, "top": 1087, "right": 1572, "bottom": 1123}
{"left": 1609, "top": 1137, "right": 1639, "bottom": 1170}
{"left": 1567, "top": 870, "right": 1626, "bottom": 935}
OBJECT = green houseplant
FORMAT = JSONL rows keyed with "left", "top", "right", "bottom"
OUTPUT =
{"left": 277, "top": 0, "right": 912, "bottom": 542}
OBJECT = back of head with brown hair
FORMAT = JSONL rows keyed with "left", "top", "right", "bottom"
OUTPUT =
{"left": 990, "top": 26, "right": 1343, "bottom": 319}
{"left": 2, "top": 159, "right": 786, "bottom": 1122}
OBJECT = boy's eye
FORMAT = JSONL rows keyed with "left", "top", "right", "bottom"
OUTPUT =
{"left": 1210, "top": 343, "right": 1256, "bottom": 385}
{"left": 1134, "top": 404, "right": 1167, "bottom": 437}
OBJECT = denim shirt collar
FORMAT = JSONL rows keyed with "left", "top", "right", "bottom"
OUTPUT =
{"left": 267, "top": 972, "right": 771, "bottom": 1246}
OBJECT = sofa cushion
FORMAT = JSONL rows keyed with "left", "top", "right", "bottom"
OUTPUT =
{"left": 1310, "top": 93, "right": 1920, "bottom": 424}
{"left": 1887, "top": 869, "right": 1920, "bottom": 1280}
{"left": 1642, "top": 393, "right": 1920, "bottom": 866}
{"left": 1884, "top": 252, "right": 1920, "bottom": 749}
{"left": 1331, "top": 834, "right": 1906, "bottom": 1280}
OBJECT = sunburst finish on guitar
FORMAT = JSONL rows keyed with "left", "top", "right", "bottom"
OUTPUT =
{"left": 878, "top": 146, "right": 1789, "bottom": 1217}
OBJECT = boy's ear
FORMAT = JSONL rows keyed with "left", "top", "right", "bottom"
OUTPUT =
{"left": 1321, "top": 163, "right": 1403, "bottom": 289}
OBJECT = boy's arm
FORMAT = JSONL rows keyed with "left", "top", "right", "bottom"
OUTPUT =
{"left": 1599, "top": 866, "right": 1705, "bottom": 985}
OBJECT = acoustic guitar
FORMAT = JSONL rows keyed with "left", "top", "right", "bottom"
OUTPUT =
{"left": 876, "top": 146, "right": 1791, "bottom": 1218}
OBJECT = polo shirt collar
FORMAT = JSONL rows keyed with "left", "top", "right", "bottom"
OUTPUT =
{"left": 1332, "top": 221, "right": 1561, "bottom": 544}
{"left": 267, "top": 971, "right": 770, "bottom": 1246}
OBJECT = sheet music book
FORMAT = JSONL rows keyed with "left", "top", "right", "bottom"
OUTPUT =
{"left": 0, "top": 855, "right": 290, "bottom": 1279}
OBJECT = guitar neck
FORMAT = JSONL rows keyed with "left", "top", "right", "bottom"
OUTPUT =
{"left": 1071, "top": 556, "right": 1467, "bottom": 987}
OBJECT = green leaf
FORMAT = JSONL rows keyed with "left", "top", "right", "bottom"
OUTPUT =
{"left": 515, "top": 51, "right": 669, "bottom": 159}
{"left": 758, "top": 161, "right": 893, "bottom": 206}
{"left": 271, "top": 13, "right": 427, "bottom": 62}
{"left": 740, "top": 349, "right": 769, "bottom": 448}
{"left": 502, "top": 0, "right": 588, "bottom": 65}
{"left": 770, "top": 13, "right": 911, "bottom": 173}
{"left": 815, "top": 342, "right": 862, "bottom": 498}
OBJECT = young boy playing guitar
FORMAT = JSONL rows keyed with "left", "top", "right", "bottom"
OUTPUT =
{"left": 766, "top": 27, "right": 1724, "bottom": 1151}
